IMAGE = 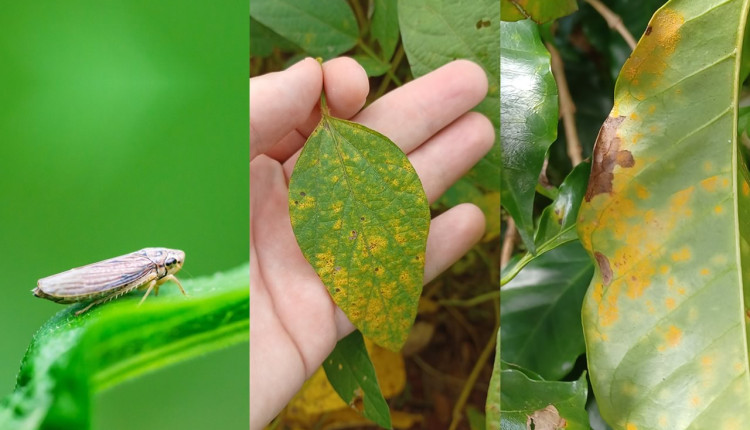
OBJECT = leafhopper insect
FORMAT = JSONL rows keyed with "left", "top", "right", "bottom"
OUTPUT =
{"left": 33, "top": 248, "right": 186, "bottom": 315}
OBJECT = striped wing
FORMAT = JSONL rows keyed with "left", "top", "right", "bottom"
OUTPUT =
{"left": 37, "top": 252, "right": 156, "bottom": 299}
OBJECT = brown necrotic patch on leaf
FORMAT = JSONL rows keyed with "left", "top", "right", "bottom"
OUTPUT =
{"left": 526, "top": 405, "right": 566, "bottom": 430}
{"left": 594, "top": 251, "right": 613, "bottom": 286}
{"left": 585, "top": 116, "right": 634, "bottom": 201}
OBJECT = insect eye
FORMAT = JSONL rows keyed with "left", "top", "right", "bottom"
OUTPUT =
{"left": 166, "top": 257, "right": 177, "bottom": 266}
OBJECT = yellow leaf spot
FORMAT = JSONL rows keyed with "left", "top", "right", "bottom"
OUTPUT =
{"left": 691, "top": 396, "right": 700, "bottom": 406}
{"left": 659, "top": 265, "right": 669, "bottom": 274}
{"left": 671, "top": 247, "right": 691, "bottom": 262}
{"left": 630, "top": 112, "right": 639, "bottom": 120}
{"left": 677, "top": 287, "right": 686, "bottom": 295}
{"left": 665, "top": 298, "right": 675, "bottom": 310}
{"left": 398, "top": 272, "right": 410, "bottom": 283}
{"left": 714, "top": 205, "right": 723, "bottom": 215}
{"left": 621, "top": 8, "right": 684, "bottom": 85}
{"left": 667, "top": 277, "right": 675, "bottom": 287}
{"left": 627, "top": 423, "right": 638, "bottom": 430}
{"left": 700, "top": 176, "right": 718, "bottom": 192}
{"left": 635, "top": 184, "right": 650, "bottom": 199}
{"left": 669, "top": 186, "right": 694, "bottom": 213}
{"left": 666, "top": 325, "right": 682, "bottom": 347}
{"left": 700, "top": 268, "right": 710, "bottom": 276}
{"left": 701, "top": 355, "right": 713, "bottom": 367}
{"left": 703, "top": 161, "right": 713, "bottom": 172}
{"left": 744, "top": 181, "right": 750, "bottom": 196}
{"left": 333, "top": 219, "right": 342, "bottom": 230}
{"left": 648, "top": 105, "right": 656, "bottom": 114}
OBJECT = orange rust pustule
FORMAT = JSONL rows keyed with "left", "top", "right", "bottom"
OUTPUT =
{"left": 594, "top": 251, "right": 613, "bottom": 286}
{"left": 585, "top": 116, "right": 634, "bottom": 201}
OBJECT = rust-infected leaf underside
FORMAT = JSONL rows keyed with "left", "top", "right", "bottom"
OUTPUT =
{"left": 289, "top": 114, "right": 430, "bottom": 351}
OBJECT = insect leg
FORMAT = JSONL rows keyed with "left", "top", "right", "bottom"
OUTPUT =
{"left": 158, "top": 274, "right": 187, "bottom": 296}
{"left": 75, "top": 290, "right": 124, "bottom": 316}
{"left": 138, "top": 279, "right": 158, "bottom": 306}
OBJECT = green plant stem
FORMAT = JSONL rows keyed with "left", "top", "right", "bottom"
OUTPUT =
{"left": 500, "top": 225, "right": 579, "bottom": 286}
{"left": 349, "top": 0, "right": 370, "bottom": 37}
{"left": 375, "top": 44, "right": 405, "bottom": 99}
{"left": 536, "top": 182, "right": 559, "bottom": 200}
{"left": 357, "top": 40, "right": 403, "bottom": 87}
{"left": 448, "top": 298, "right": 499, "bottom": 430}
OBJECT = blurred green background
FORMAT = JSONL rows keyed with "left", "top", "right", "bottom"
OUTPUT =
{"left": 0, "top": 1, "right": 248, "bottom": 429}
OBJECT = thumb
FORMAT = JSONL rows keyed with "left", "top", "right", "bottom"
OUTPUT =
{"left": 250, "top": 57, "right": 322, "bottom": 160}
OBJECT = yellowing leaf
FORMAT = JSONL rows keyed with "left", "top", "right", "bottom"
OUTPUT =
{"left": 289, "top": 105, "right": 430, "bottom": 351}
{"left": 577, "top": 0, "right": 750, "bottom": 427}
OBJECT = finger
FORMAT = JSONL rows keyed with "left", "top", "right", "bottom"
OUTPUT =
{"left": 250, "top": 57, "right": 322, "bottom": 161}
{"left": 262, "top": 57, "right": 369, "bottom": 162}
{"left": 424, "top": 203, "right": 486, "bottom": 283}
{"left": 353, "top": 59, "right": 488, "bottom": 154}
{"left": 409, "top": 111, "right": 495, "bottom": 203}
{"left": 333, "top": 203, "right": 486, "bottom": 339}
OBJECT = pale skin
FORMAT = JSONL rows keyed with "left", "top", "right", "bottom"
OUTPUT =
{"left": 250, "top": 57, "right": 494, "bottom": 429}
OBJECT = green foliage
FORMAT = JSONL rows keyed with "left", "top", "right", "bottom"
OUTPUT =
{"left": 400, "top": 0, "right": 501, "bottom": 196}
{"left": 322, "top": 331, "right": 391, "bottom": 429}
{"left": 249, "top": 0, "right": 358, "bottom": 58}
{"left": 501, "top": 19, "right": 558, "bottom": 252}
{"left": 0, "top": 265, "right": 248, "bottom": 430}
{"left": 486, "top": 329, "right": 500, "bottom": 428}
{"left": 501, "top": 0, "right": 578, "bottom": 24}
{"left": 500, "top": 368, "right": 589, "bottom": 429}
{"left": 502, "top": 242, "right": 592, "bottom": 380}
{"left": 289, "top": 102, "right": 430, "bottom": 352}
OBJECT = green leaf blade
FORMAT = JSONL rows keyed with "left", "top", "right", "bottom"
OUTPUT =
{"left": 371, "top": 0, "right": 399, "bottom": 61}
{"left": 322, "top": 331, "right": 392, "bottom": 429}
{"left": 289, "top": 116, "right": 430, "bottom": 351}
{"left": 577, "top": 0, "right": 750, "bottom": 427}
{"left": 501, "top": 20, "right": 558, "bottom": 253}
{"left": 500, "top": 0, "right": 578, "bottom": 24}
{"left": 398, "top": 0, "right": 500, "bottom": 195}
{"left": 249, "top": 0, "right": 358, "bottom": 58}
{"left": 0, "top": 264, "right": 249, "bottom": 430}
{"left": 502, "top": 242, "right": 593, "bottom": 380}
{"left": 500, "top": 368, "right": 589, "bottom": 430}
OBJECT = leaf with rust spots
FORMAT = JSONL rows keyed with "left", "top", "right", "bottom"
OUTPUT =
{"left": 289, "top": 98, "right": 430, "bottom": 352}
{"left": 576, "top": 0, "right": 750, "bottom": 428}
{"left": 585, "top": 115, "right": 634, "bottom": 202}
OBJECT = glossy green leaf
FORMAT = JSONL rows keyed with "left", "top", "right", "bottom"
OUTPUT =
{"left": 577, "top": 0, "right": 750, "bottom": 427}
{"left": 399, "top": 0, "right": 500, "bottom": 194}
{"left": 0, "top": 264, "right": 248, "bottom": 430}
{"left": 322, "top": 331, "right": 391, "bottom": 429}
{"left": 288, "top": 106, "right": 430, "bottom": 352}
{"left": 502, "top": 161, "right": 590, "bottom": 284}
{"left": 249, "top": 0, "right": 358, "bottom": 58}
{"left": 501, "top": 0, "right": 578, "bottom": 24}
{"left": 371, "top": 0, "right": 399, "bottom": 61}
{"left": 486, "top": 328, "right": 500, "bottom": 429}
{"left": 502, "top": 242, "right": 593, "bottom": 380}
{"left": 501, "top": 20, "right": 558, "bottom": 253}
{"left": 501, "top": 368, "right": 589, "bottom": 430}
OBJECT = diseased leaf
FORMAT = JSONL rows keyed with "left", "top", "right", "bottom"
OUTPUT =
{"left": 500, "top": 368, "right": 589, "bottom": 430}
{"left": 399, "top": 0, "right": 500, "bottom": 195}
{"left": 289, "top": 103, "right": 430, "bottom": 351}
{"left": 577, "top": 0, "right": 750, "bottom": 428}
{"left": 249, "top": 0, "right": 358, "bottom": 58}
{"left": 501, "top": 242, "right": 593, "bottom": 380}
{"left": 322, "top": 331, "right": 392, "bottom": 429}
{"left": 501, "top": 20, "right": 558, "bottom": 253}
{"left": 371, "top": 0, "right": 400, "bottom": 61}
{"left": 501, "top": 0, "right": 578, "bottom": 24}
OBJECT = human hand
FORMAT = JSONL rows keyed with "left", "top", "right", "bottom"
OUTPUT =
{"left": 250, "top": 57, "right": 494, "bottom": 429}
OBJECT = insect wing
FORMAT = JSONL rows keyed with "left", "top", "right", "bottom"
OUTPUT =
{"left": 37, "top": 252, "right": 156, "bottom": 299}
